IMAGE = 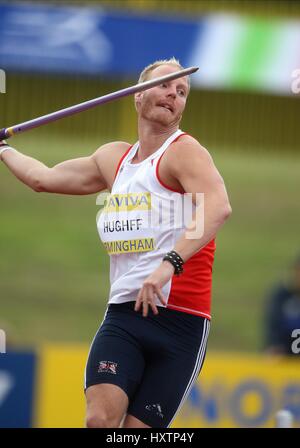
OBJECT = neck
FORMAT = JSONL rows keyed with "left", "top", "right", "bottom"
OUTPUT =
{"left": 136, "top": 118, "right": 179, "bottom": 162}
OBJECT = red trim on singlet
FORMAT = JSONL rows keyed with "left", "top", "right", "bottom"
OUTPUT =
{"left": 114, "top": 145, "right": 133, "bottom": 180}
{"left": 167, "top": 238, "right": 216, "bottom": 319}
{"left": 155, "top": 132, "right": 190, "bottom": 194}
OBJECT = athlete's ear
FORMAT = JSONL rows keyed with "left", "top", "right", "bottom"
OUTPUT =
{"left": 134, "top": 92, "right": 143, "bottom": 111}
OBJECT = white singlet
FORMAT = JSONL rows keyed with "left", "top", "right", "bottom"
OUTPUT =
{"left": 97, "top": 129, "right": 216, "bottom": 318}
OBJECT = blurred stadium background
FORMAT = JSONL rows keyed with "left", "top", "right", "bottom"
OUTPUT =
{"left": 0, "top": 0, "right": 299, "bottom": 428}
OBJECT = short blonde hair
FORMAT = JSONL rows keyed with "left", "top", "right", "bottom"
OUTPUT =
{"left": 138, "top": 57, "right": 190, "bottom": 91}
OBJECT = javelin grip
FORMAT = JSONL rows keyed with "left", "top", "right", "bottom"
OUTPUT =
{"left": 0, "top": 66, "right": 198, "bottom": 141}
{"left": 0, "top": 128, "right": 8, "bottom": 141}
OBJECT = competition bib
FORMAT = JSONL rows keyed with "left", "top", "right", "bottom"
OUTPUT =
{"left": 97, "top": 192, "right": 155, "bottom": 255}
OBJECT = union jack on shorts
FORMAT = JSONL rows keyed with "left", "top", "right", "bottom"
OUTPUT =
{"left": 98, "top": 360, "right": 118, "bottom": 374}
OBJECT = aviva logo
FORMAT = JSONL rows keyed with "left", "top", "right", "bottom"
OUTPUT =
{"left": 104, "top": 192, "right": 151, "bottom": 212}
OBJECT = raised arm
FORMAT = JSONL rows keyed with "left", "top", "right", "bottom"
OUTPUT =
{"left": 0, "top": 140, "right": 129, "bottom": 195}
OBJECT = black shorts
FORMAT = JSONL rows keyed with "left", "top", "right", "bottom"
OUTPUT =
{"left": 84, "top": 301, "right": 210, "bottom": 428}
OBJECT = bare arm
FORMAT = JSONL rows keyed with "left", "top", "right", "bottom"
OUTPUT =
{"left": 0, "top": 141, "right": 128, "bottom": 195}
{"left": 170, "top": 137, "right": 232, "bottom": 261}
{"left": 135, "top": 137, "right": 232, "bottom": 316}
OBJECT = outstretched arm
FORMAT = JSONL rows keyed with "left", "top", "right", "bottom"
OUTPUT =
{"left": 0, "top": 140, "right": 122, "bottom": 195}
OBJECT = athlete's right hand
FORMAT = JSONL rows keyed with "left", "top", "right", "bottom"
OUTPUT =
{"left": 134, "top": 261, "right": 174, "bottom": 317}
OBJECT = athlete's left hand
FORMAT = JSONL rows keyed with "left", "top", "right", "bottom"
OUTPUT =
{"left": 135, "top": 261, "right": 175, "bottom": 317}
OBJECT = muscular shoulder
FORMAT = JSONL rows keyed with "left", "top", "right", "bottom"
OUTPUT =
{"left": 166, "top": 135, "right": 213, "bottom": 173}
{"left": 92, "top": 141, "right": 131, "bottom": 190}
{"left": 93, "top": 141, "right": 130, "bottom": 160}
{"left": 158, "top": 135, "right": 213, "bottom": 190}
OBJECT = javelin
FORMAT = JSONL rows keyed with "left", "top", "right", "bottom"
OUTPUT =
{"left": 0, "top": 66, "right": 198, "bottom": 141}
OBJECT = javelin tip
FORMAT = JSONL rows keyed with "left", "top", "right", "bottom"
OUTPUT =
{"left": 188, "top": 66, "right": 199, "bottom": 74}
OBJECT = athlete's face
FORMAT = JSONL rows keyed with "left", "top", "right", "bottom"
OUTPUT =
{"left": 135, "top": 65, "right": 189, "bottom": 127}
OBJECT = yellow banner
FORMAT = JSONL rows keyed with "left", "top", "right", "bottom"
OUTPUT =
{"left": 35, "top": 344, "right": 87, "bottom": 428}
{"left": 173, "top": 352, "right": 300, "bottom": 428}
{"left": 35, "top": 347, "right": 300, "bottom": 428}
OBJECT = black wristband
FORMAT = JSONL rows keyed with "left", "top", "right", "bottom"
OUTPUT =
{"left": 163, "top": 250, "right": 184, "bottom": 276}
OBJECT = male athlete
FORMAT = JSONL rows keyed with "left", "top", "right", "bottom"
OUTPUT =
{"left": 0, "top": 58, "right": 232, "bottom": 428}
